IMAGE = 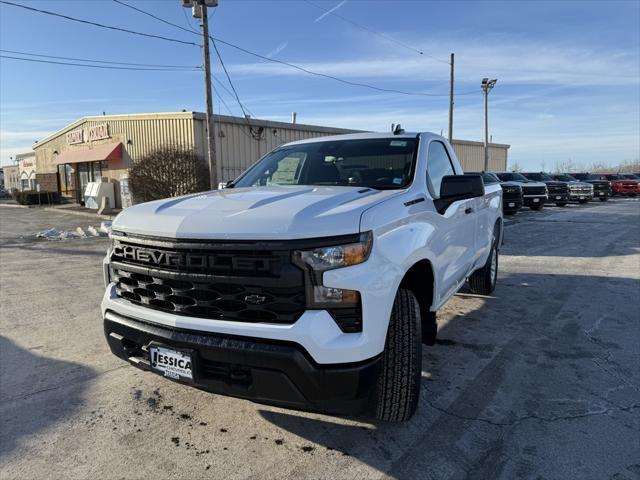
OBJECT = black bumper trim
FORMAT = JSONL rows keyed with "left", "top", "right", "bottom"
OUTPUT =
{"left": 104, "top": 311, "right": 381, "bottom": 415}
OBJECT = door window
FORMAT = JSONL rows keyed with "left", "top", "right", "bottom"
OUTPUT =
{"left": 426, "top": 141, "right": 455, "bottom": 199}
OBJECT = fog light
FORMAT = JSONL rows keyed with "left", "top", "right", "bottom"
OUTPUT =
{"left": 312, "top": 286, "right": 360, "bottom": 306}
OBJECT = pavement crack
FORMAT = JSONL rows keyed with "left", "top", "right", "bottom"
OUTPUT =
{"left": 424, "top": 399, "right": 640, "bottom": 427}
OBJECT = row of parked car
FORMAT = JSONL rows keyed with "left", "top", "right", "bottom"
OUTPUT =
{"left": 468, "top": 171, "right": 640, "bottom": 215}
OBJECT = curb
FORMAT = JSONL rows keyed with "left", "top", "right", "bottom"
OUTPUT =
{"left": 43, "top": 207, "right": 116, "bottom": 221}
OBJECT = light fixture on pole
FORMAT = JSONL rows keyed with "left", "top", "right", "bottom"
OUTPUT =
{"left": 481, "top": 78, "right": 497, "bottom": 171}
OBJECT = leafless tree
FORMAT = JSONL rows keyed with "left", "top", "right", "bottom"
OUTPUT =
{"left": 129, "top": 145, "right": 209, "bottom": 203}
{"left": 508, "top": 161, "right": 523, "bottom": 172}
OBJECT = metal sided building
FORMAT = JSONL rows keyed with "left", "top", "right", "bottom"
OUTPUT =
{"left": 32, "top": 111, "right": 508, "bottom": 208}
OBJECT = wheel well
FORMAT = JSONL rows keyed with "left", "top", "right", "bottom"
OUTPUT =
{"left": 495, "top": 218, "right": 503, "bottom": 248}
{"left": 399, "top": 259, "right": 435, "bottom": 323}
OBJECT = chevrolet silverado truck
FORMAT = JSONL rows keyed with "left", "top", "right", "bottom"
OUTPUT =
{"left": 495, "top": 172, "right": 548, "bottom": 210}
{"left": 521, "top": 172, "right": 575, "bottom": 206}
{"left": 550, "top": 173, "right": 598, "bottom": 202}
{"left": 561, "top": 173, "right": 611, "bottom": 202}
{"left": 102, "top": 132, "right": 503, "bottom": 422}
{"left": 469, "top": 171, "right": 522, "bottom": 214}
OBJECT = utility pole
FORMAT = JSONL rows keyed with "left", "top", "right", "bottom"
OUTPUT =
{"left": 448, "top": 53, "right": 454, "bottom": 143}
{"left": 481, "top": 78, "right": 497, "bottom": 171}
{"left": 183, "top": 0, "right": 218, "bottom": 190}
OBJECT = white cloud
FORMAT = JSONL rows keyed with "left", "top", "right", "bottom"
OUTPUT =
{"left": 226, "top": 40, "right": 639, "bottom": 88}
{"left": 265, "top": 41, "right": 289, "bottom": 59}
{"left": 313, "top": 0, "right": 347, "bottom": 23}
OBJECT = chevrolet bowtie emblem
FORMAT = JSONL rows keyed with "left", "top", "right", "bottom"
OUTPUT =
{"left": 244, "top": 294, "right": 267, "bottom": 304}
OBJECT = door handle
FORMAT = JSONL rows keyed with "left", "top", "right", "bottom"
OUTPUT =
{"left": 465, "top": 207, "right": 474, "bottom": 214}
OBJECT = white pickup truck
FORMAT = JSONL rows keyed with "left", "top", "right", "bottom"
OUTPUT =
{"left": 102, "top": 131, "right": 503, "bottom": 422}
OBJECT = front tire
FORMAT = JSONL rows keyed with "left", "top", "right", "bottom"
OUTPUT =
{"left": 372, "top": 289, "right": 422, "bottom": 422}
{"left": 469, "top": 240, "right": 498, "bottom": 295}
{"left": 530, "top": 203, "right": 544, "bottom": 211}
{"left": 579, "top": 199, "right": 589, "bottom": 204}
{"left": 599, "top": 197, "right": 608, "bottom": 202}
{"left": 556, "top": 202, "right": 568, "bottom": 207}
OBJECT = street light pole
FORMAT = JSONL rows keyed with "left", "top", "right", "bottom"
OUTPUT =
{"left": 183, "top": 0, "right": 218, "bottom": 190}
{"left": 481, "top": 78, "right": 497, "bottom": 171}
{"left": 448, "top": 53, "right": 454, "bottom": 143}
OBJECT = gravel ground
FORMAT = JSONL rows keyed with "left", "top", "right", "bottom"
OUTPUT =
{"left": 1, "top": 199, "right": 639, "bottom": 480}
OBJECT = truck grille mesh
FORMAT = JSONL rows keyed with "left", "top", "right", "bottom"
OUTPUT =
{"left": 110, "top": 237, "right": 307, "bottom": 324}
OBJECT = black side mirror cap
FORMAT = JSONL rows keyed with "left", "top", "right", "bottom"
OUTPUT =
{"left": 434, "top": 174, "right": 485, "bottom": 214}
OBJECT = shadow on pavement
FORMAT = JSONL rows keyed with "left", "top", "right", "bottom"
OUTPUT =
{"left": 258, "top": 270, "right": 640, "bottom": 479}
{"left": 0, "top": 336, "right": 96, "bottom": 458}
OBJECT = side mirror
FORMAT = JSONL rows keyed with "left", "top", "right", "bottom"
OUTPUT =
{"left": 434, "top": 174, "right": 485, "bottom": 214}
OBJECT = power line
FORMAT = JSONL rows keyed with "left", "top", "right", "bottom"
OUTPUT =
{"left": 7, "top": 0, "right": 465, "bottom": 98}
{"left": 0, "top": 0, "right": 198, "bottom": 47}
{"left": 0, "top": 49, "right": 201, "bottom": 69}
{"left": 109, "top": 0, "right": 456, "bottom": 98}
{"left": 0, "top": 55, "right": 201, "bottom": 72}
{"left": 303, "top": 0, "right": 450, "bottom": 64}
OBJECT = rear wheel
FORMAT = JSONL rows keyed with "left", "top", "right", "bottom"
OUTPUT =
{"left": 372, "top": 289, "right": 422, "bottom": 422}
{"left": 469, "top": 238, "right": 498, "bottom": 295}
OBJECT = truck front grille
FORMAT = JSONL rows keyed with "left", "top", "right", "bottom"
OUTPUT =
{"left": 110, "top": 235, "right": 307, "bottom": 324}
{"left": 522, "top": 186, "right": 547, "bottom": 196}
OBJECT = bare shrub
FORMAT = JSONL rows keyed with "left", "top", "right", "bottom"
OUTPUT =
{"left": 129, "top": 145, "right": 209, "bottom": 203}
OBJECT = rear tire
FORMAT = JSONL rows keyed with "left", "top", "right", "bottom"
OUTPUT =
{"left": 469, "top": 240, "right": 498, "bottom": 295}
{"left": 372, "top": 289, "right": 422, "bottom": 422}
{"left": 530, "top": 203, "right": 544, "bottom": 211}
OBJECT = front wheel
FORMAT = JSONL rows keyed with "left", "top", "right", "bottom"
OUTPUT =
{"left": 579, "top": 199, "right": 589, "bottom": 204}
{"left": 556, "top": 202, "right": 568, "bottom": 207}
{"left": 371, "top": 289, "right": 422, "bottom": 422}
{"left": 469, "top": 241, "right": 498, "bottom": 295}
{"left": 530, "top": 203, "right": 544, "bottom": 211}
{"left": 599, "top": 197, "right": 608, "bottom": 202}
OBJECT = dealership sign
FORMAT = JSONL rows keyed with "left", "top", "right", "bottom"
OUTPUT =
{"left": 66, "top": 123, "right": 110, "bottom": 145}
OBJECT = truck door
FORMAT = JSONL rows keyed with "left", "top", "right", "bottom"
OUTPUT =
{"left": 426, "top": 141, "right": 477, "bottom": 297}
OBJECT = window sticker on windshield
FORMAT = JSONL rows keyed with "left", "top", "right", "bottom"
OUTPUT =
{"left": 393, "top": 177, "right": 403, "bottom": 184}
{"left": 389, "top": 141, "right": 407, "bottom": 147}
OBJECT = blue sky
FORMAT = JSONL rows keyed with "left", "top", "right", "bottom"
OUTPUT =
{"left": 1, "top": 0, "right": 639, "bottom": 170}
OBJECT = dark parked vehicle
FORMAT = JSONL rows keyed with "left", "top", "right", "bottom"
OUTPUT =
{"left": 521, "top": 172, "right": 574, "bottom": 206}
{"left": 620, "top": 174, "right": 640, "bottom": 180}
{"left": 470, "top": 172, "right": 522, "bottom": 214}
{"left": 545, "top": 173, "right": 594, "bottom": 203}
{"left": 565, "top": 173, "right": 612, "bottom": 201}
{"left": 495, "top": 172, "right": 548, "bottom": 211}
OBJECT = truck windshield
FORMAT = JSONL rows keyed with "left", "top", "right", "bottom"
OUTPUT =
{"left": 233, "top": 138, "right": 417, "bottom": 190}
{"left": 572, "top": 173, "right": 596, "bottom": 181}
{"left": 496, "top": 172, "right": 529, "bottom": 182}
{"left": 554, "top": 174, "right": 577, "bottom": 181}
{"left": 523, "top": 172, "right": 553, "bottom": 181}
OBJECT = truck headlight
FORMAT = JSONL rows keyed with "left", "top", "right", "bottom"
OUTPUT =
{"left": 295, "top": 231, "right": 373, "bottom": 272}
{"left": 293, "top": 231, "right": 371, "bottom": 321}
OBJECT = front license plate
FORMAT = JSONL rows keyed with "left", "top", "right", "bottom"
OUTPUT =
{"left": 555, "top": 196, "right": 561, "bottom": 200}
{"left": 508, "top": 202, "right": 515, "bottom": 207}
{"left": 533, "top": 198, "right": 540, "bottom": 203}
{"left": 149, "top": 345, "right": 193, "bottom": 381}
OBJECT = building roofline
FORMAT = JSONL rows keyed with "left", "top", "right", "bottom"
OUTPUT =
{"left": 451, "top": 138, "right": 510, "bottom": 149}
{"left": 33, "top": 111, "right": 362, "bottom": 148}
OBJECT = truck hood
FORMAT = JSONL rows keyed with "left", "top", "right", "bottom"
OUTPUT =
{"left": 112, "top": 186, "right": 399, "bottom": 240}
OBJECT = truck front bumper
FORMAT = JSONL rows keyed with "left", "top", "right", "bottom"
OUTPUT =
{"left": 104, "top": 310, "right": 381, "bottom": 415}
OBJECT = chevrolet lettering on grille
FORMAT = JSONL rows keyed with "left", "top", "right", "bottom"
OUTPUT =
{"left": 112, "top": 245, "right": 272, "bottom": 272}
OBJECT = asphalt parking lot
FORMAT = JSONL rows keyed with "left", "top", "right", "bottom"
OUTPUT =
{"left": 1, "top": 199, "right": 639, "bottom": 480}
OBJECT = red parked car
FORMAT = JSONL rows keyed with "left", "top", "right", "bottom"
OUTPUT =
{"left": 594, "top": 174, "right": 640, "bottom": 197}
